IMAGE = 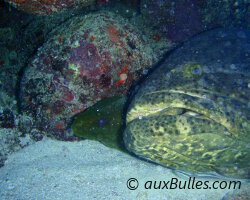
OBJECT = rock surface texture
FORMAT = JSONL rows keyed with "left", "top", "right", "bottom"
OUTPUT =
{"left": 5, "top": 0, "right": 95, "bottom": 15}
{"left": 19, "top": 11, "right": 170, "bottom": 140}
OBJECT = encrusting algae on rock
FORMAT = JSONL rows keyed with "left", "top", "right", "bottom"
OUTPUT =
{"left": 5, "top": 0, "right": 95, "bottom": 15}
{"left": 19, "top": 11, "right": 170, "bottom": 140}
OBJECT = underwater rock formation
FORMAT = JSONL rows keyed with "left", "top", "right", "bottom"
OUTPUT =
{"left": 19, "top": 11, "right": 170, "bottom": 140}
{"left": 124, "top": 28, "right": 250, "bottom": 179}
{"left": 141, "top": 0, "right": 249, "bottom": 42}
{"left": 5, "top": 0, "right": 95, "bottom": 15}
{"left": 141, "top": 0, "right": 202, "bottom": 42}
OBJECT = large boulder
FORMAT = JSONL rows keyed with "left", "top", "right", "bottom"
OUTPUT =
{"left": 140, "top": 0, "right": 249, "bottom": 42}
{"left": 19, "top": 11, "right": 171, "bottom": 140}
{"left": 5, "top": 0, "right": 95, "bottom": 15}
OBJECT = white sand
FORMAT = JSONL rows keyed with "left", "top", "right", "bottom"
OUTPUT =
{"left": 0, "top": 138, "right": 240, "bottom": 200}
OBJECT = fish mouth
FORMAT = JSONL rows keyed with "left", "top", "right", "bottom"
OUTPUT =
{"left": 126, "top": 89, "right": 210, "bottom": 120}
{"left": 126, "top": 89, "right": 232, "bottom": 132}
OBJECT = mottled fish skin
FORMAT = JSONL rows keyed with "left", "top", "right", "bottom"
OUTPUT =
{"left": 124, "top": 29, "right": 250, "bottom": 179}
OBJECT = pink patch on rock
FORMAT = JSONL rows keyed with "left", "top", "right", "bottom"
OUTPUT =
{"left": 72, "top": 107, "right": 83, "bottom": 114}
{"left": 70, "top": 41, "right": 103, "bottom": 79}
{"left": 5, "top": 0, "right": 95, "bottom": 15}
{"left": 62, "top": 90, "right": 74, "bottom": 103}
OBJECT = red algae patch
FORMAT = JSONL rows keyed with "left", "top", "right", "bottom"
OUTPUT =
{"left": 5, "top": 0, "right": 95, "bottom": 15}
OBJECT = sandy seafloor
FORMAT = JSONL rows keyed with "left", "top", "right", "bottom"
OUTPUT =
{"left": 0, "top": 137, "right": 245, "bottom": 200}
